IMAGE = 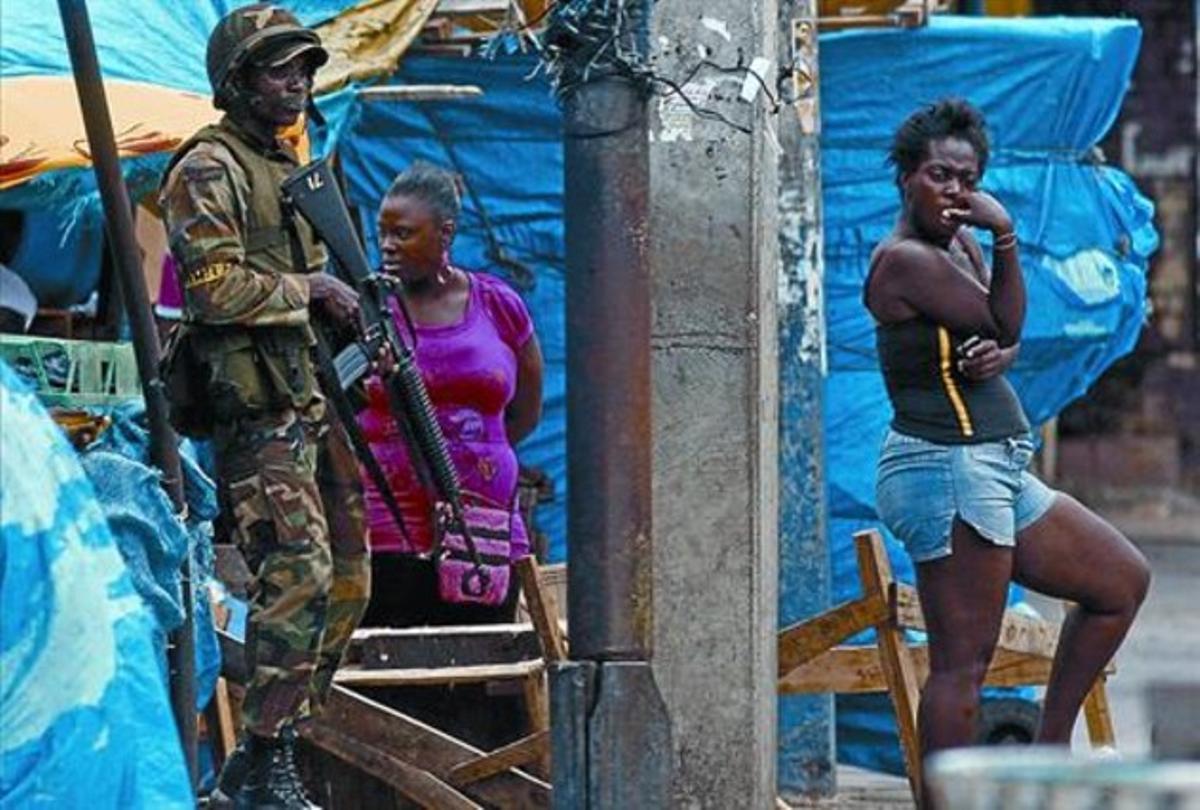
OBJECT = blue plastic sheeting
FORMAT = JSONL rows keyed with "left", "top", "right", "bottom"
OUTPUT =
{"left": 337, "top": 54, "right": 568, "bottom": 558}
{"left": 0, "top": 362, "right": 192, "bottom": 808}
{"left": 0, "top": 1, "right": 349, "bottom": 88}
{"left": 83, "top": 402, "right": 224, "bottom": 711}
{"left": 821, "top": 16, "right": 1156, "bottom": 772}
{"left": 4, "top": 210, "right": 104, "bottom": 309}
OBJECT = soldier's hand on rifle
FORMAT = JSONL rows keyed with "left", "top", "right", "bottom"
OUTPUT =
{"left": 310, "top": 273, "right": 360, "bottom": 327}
{"left": 371, "top": 342, "right": 397, "bottom": 377}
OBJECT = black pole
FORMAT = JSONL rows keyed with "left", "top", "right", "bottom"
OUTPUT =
{"left": 57, "top": 0, "right": 197, "bottom": 788}
{"left": 550, "top": 2, "right": 670, "bottom": 807}
{"left": 563, "top": 73, "right": 653, "bottom": 660}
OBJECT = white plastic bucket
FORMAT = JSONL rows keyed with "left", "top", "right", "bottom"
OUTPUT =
{"left": 927, "top": 746, "right": 1200, "bottom": 810}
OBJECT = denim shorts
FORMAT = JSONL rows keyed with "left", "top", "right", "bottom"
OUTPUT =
{"left": 875, "top": 429, "right": 1058, "bottom": 563}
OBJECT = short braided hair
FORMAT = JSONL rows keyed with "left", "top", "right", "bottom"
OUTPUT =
{"left": 888, "top": 98, "right": 990, "bottom": 186}
{"left": 382, "top": 161, "right": 462, "bottom": 224}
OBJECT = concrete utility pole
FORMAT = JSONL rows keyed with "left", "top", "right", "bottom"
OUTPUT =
{"left": 551, "top": 0, "right": 672, "bottom": 806}
{"left": 647, "top": 0, "right": 786, "bottom": 805}
{"left": 775, "top": 1, "right": 833, "bottom": 800}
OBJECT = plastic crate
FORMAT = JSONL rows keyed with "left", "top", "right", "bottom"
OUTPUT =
{"left": 0, "top": 335, "right": 141, "bottom": 407}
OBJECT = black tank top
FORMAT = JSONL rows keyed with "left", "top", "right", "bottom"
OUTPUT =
{"left": 875, "top": 318, "right": 1029, "bottom": 443}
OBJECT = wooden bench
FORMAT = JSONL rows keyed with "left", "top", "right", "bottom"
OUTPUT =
{"left": 777, "top": 529, "right": 1116, "bottom": 801}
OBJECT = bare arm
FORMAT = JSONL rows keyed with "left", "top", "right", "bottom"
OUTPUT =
{"left": 872, "top": 192, "right": 1024, "bottom": 346}
{"left": 162, "top": 152, "right": 311, "bottom": 327}
{"left": 959, "top": 338, "right": 1020, "bottom": 381}
{"left": 943, "top": 189, "right": 1025, "bottom": 346}
{"left": 505, "top": 334, "right": 544, "bottom": 445}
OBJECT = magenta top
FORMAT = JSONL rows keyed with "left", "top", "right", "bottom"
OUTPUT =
{"left": 357, "top": 271, "right": 534, "bottom": 557}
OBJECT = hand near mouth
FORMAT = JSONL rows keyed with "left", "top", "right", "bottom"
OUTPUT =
{"left": 939, "top": 191, "right": 1012, "bottom": 235}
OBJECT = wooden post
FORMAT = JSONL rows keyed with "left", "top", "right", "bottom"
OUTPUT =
{"left": 854, "top": 530, "right": 923, "bottom": 801}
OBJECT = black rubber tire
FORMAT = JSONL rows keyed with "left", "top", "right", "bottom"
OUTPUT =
{"left": 977, "top": 696, "right": 1042, "bottom": 745}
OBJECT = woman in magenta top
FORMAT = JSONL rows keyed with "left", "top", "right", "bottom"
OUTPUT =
{"left": 358, "top": 162, "right": 543, "bottom": 626}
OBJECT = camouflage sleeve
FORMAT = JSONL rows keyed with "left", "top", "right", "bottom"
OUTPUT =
{"left": 160, "top": 146, "right": 310, "bottom": 327}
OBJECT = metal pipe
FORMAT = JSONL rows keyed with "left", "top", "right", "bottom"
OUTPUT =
{"left": 563, "top": 69, "right": 653, "bottom": 660}
{"left": 57, "top": 0, "right": 197, "bottom": 787}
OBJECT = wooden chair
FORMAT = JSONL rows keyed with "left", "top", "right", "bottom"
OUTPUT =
{"left": 777, "top": 529, "right": 1116, "bottom": 801}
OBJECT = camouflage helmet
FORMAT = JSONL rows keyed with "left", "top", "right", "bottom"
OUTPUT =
{"left": 206, "top": 3, "right": 328, "bottom": 108}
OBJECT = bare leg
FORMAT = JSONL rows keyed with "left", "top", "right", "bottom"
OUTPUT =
{"left": 915, "top": 518, "right": 1013, "bottom": 798}
{"left": 1012, "top": 494, "right": 1150, "bottom": 743}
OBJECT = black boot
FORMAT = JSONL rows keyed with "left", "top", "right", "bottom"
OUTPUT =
{"left": 208, "top": 737, "right": 251, "bottom": 809}
{"left": 240, "top": 729, "right": 321, "bottom": 810}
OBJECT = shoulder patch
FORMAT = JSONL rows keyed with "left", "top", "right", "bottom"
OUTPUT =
{"left": 184, "top": 261, "right": 233, "bottom": 289}
{"left": 182, "top": 164, "right": 226, "bottom": 183}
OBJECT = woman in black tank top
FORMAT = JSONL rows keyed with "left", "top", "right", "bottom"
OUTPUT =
{"left": 864, "top": 99, "right": 1149, "bottom": 805}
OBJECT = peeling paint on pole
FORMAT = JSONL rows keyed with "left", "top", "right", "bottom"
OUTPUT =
{"left": 776, "top": 0, "right": 834, "bottom": 799}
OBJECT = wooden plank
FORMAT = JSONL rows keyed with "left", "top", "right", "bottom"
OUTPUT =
{"left": 1083, "top": 677, "right": 1116, "bottom": 747}
{"left": 779, "top": 645, "right": 1055, "bottom": 694}
{"left": 352, "top": 624, "right": 542, "bottom": 669}
{"left": 891, "top": 584, "right": 925, "bottom": 630}
{"left": 335, "top": 660, "right": 544, "bottom": 687}
{"left": 515, "top": 557, "right": 568, "bottom": 662}
{"left": 213, "top": 678, "right": 237, "bottom": 758}
{"left": 521, "top": 673, "right": 551, "bottom": 777}
{"left": 446, "top": 731, "right": 550, "bottom": 787}
{"left": 779, "top": 646, "right": 889, "bottom": 694}
{"left": 894, "top": 583, "right": 1061, "bottom": 658}
{"left": 436, "top": 0, "right": 512, "bottom": 16}
{"left": 855, "top": 530, "right": 923, "bottom": 802}
{"left": 303, "top": 722, "right": 483, "bottom": 810}
{"left": 318, "top": 686, "right": 550, "bottom": 808}
{"left": 358, "top": 85, "right": 484, "bottom": 102}
{"left": 777, "top": 595, "right": 889, "bottom": 677}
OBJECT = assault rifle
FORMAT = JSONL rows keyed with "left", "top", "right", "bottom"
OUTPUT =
{"left": 282, "top": 159, "right": 489, "bottom": 595}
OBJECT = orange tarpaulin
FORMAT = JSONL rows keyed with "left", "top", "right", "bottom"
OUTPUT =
{"left": 0, "top": 77, "right": 217, "bottom": 190}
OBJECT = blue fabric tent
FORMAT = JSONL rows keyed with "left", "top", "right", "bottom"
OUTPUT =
{"left": 0, "top": 362, "right": 193, "bottom": 808}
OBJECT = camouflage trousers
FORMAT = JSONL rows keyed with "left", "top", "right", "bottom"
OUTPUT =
{"left": 214, "top": 403, "right": 370, "bottom": 738}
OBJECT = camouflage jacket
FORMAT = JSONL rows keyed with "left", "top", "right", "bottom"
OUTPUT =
{"left": 159, "top": 116, "right": 327, "bottom": 418}
{"left": 159, "top": 115, "right": 323, "bottom": 329}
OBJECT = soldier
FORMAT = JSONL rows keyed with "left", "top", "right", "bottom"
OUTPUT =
{"left": 159, "top": 5, "right": 370, "bottom": 808}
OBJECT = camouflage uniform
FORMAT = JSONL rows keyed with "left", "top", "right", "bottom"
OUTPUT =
{"left": 160, "top": 115, "right": 370, "bottom": 738}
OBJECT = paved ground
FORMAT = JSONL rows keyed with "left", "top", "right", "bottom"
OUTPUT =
{"left": 784, "top": 504, "right": 1200, "bottom": 809}
{"left": 1051, "top": 511, "right": 1200, "bottom": 756}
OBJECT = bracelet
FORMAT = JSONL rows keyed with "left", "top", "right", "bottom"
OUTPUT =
{"left": 993, "top": 231, "right": 1018, "bottom": 252}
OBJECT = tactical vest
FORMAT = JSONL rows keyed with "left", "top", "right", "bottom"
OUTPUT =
{"left": 162, "top": 121, "right": 326, "bottom": 423}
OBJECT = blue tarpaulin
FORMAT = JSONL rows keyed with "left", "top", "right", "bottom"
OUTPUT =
{"left": 0, "top": 362, "right": 192, "bottom": 808}
{"left": 0, "top": 1, "right": 349, "bottom": 89}
{"left": 821, "top": 15, "right": 1156, "bottom": 773}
